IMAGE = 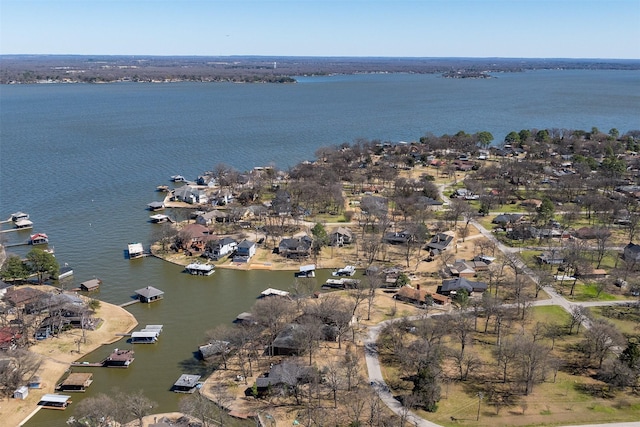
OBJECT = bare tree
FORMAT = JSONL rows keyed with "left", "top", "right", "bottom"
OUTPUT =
{"left": 125, "top": 390, "right": 156, "bottom": 427}
{"left": 581, "top": 318, "right": 625, "bottom": 369}
{"left": 179, "top": 392, "right": 218, "bottom": 427}
{"left": 251, "top": 296, "right": 296, "bottom": 356}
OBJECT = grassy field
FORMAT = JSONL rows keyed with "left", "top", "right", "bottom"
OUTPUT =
{"left": 379, "top": 305, "right": 640, "bottom": 427}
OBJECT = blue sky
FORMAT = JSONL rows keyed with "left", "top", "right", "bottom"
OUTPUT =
{"left": 1, "top": 0, "right": 639, "bottom": 58}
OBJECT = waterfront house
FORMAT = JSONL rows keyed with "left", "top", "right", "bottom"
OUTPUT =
{"left": 134, "top": 286, "right": 164, "bottom": 303}
{"left": 172, "top": 374, "right": 201, "bottom": 393}
{"left": 80, "top": 278, "right": 101, "bottom": 292}
{"left": 57, "top": 373, "right": 93, "bottom": 392}
{"left": 3, "top": 287, "right": 46, "bottom": 311}
{"left": 233, "top": 239, "right": 257, "bottom": 262}
{"left": 199, "top": 340, "right": 230, "bottom": 359}
{"left": 437, "top": 277, "right": 487, "bottom": 297}
{"left": 278, "top": 236, "right": 312, "bottom": 259}
{"left": 205, "top": 237, "right": 237, "bottom": 260}
{"left": 172, "top": 186, "right": 208, "bottom": 204}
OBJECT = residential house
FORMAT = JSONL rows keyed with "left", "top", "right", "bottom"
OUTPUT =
{"left": 383, "top": 230, "right": 413, "bottom": 245}
{"left": 195, "top": 210, "right": 228, "bottom": 226}
{"left": 177, "top": 224, "right": 215, "bottom": 254}
{"left": 574, "top": 227, "right": 611, "bottom": 240}
{"left": 3, "top": 287, "right": 46, "bottom": 311}
{"left": 426, "top": 233, "right": 454, "bottom": 255}
{"left": 394, "top": 285, "right": 450, "bottom": 306}
{"left": 171, "top": 186, "right": 208, "bottom": 204}
{"left": 0, "top": 327, "right": 21, "bottom": 350}
{"left": 492, "top": 213, "right": 523, "bottom": 226}
{"left": 329, "top": 227, "right": 353, "bottom": 246}
{"left": 437, "top": 277, "right": 487, "bottom": 297}
{"left": 0, "top": 280, "right": 13, "bottom": 298}
{"left": 211, "top": 189, "right": 234, "bottom": 206}
{"left": 623, "top": 242, "right": 640, "bottom": 262}
{"left": 205, "top": 237, "right": 237, "bottom": 260}
{"left": 278, "top": 236, "right": 312, "bottom": 259}
{"left": 254, "top": 362, "right": 316, "bottom": 394}
{"left": 536, "top": 251, "right": 565, "bottom": 265}
{"left": 233, "top": 240, "right": 257, "bottom": 262}
{"left": 448, "top": 260, "right": 476, "bottom": 277}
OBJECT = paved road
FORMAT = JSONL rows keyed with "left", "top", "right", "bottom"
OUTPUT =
{"left": 363, "top": 198, "right": 639, "bottom": 427}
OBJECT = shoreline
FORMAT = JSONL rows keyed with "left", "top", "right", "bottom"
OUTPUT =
{"left": 9, "top": 290, "right": 138, "bottom": 427}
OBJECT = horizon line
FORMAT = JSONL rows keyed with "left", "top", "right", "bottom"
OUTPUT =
{"left": 1, "top": 54, "right": 639, "bottom": 61}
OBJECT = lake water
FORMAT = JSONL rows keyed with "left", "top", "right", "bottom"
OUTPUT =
{"left": 0, "top": 69, "right": 639, "bottom": 426}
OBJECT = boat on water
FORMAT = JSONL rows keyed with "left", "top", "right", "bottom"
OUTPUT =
{"left": 184, "top": 262, "right": 215, "bottom": 276}
{"left": 170, "top": 175, "right": 186, "bottom": 182}
{"left": 332, "top": 265, "right": 356, "bottom": 277}
{"left": 29, "top": 233, "right": 49, "bottom": 245}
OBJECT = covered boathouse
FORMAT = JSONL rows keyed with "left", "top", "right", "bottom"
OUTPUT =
{"left": 57, "top": 373, "right": 93, "bottom": 392}
{"left": 130, "top": 331, "right": 158, "bottom": 344}
{"left": 80, "top": 278, "right": 101, "bottom": 292}
{"left": 172, "top": 374, "right": 202, "bottom": 393}
{"left": 103, "top": 348, "right": 135, "bottom": 367}
{"left": 134, "top": 286, "right": 164, "bottom": 303}
{"left": 184, "top": 262, "right": 215, "bottom": 276}
{"left": 38, "top": 394, "right": 71, "bottom": 410}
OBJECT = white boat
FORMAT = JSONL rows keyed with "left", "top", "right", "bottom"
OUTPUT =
{"left": 332, "top": 265, "right": 356, "bottom": 277}
{"left": 171, "top": 175, "right": 186, "bottom": 182}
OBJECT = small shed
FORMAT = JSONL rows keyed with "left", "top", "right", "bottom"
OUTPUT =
{"left": 58, "top": 373, "right": 93, "bottom": 392}
{"left": 134, "top": 286, "right": 164, "bottom": 303}
{"left": 80, "top": 278, "right": 101, "bottom": 292}
{"left": 13, "top": 386, "right": 29, "bottom": 400}
{"left": 172, "top": 374, "right": 202, "bottom": 393}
